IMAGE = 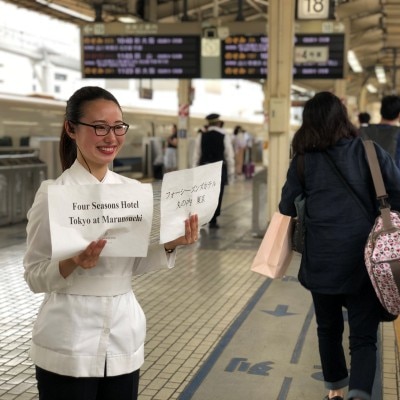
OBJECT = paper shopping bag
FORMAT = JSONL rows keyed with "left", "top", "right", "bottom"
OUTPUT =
{"left": 251, "top": 212, "right": 294, "bottom": 279}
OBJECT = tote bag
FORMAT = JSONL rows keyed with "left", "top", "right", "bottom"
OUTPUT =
{"left": 292, "top": 194, "right": 305, "bottom": 253}
{"left": 251, "top": 212, "right": 294, "bottom": 279}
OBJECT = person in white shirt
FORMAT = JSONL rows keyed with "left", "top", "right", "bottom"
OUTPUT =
{"left": 163, "top": 123, "right": 178, "bottom": 172}
{"left": 232, "top": 125, "right": 247, "bottom": 177}
{"left": 23, "top": 86, "right": 198, "bottom": 400}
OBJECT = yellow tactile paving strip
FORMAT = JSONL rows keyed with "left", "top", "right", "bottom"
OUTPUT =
{"left": 381, "top": 319, "right": 400, "bottom": 400}
{"left": 395, "top": 318, "right": 400, "bottom": 351}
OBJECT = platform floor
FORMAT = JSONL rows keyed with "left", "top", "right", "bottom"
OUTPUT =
{"left": 0, "top": 176, "right": 399, "bottom": 400}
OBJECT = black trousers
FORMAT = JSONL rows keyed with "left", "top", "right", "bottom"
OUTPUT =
{"left": 211, "top": 164, "right": 228, "bottom": 222}
{"left": 35, "top": 366, "right": 139, "bottom": 400}
{"left": 311, "top": 278, "right": 382, "bottom": 400}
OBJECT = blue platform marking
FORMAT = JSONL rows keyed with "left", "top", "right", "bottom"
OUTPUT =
{"left": 277, "top": 377, "right": 292, "bottom": 400}
{"left": 261, "top": 304, "right": 296, "bottom": 317}
{"left": 178, "top": 278, "right": 273, "bottom": 399}
{"left": 290, "top": 303, "right": 314, "bottom": 364}
{"left": 177, "top": 275, "right": 383, "bottom": 400}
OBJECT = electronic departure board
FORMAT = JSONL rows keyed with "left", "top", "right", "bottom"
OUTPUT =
{"left": 82, "top": 35, "right": 201, "bottom": 79}
{"left": 293, "top": 34, "right": 344, "bottom": 79}
{"left": 221, "top": 34, "right": 344, "bottom": 79}
{"left": 221, "top": 35, "right": 267, "bottom": 79}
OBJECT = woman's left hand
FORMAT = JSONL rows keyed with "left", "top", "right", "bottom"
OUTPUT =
{"left": 164, "top": 214, "right": 199, "bottom": 252}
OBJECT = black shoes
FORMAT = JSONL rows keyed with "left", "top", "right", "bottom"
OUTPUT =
{"left": 209, "top": 221, "right": 220, "bottom": 229}
{"left": 323, "top": 396, "right": 344, "bottom": 400}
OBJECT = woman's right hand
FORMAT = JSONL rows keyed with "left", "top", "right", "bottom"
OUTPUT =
{"left": 59, "top": 239, "right": 107, "bottom": 278}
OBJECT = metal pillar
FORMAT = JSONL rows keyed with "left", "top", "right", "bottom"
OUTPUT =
{"left": 335, "top": 79, "right": 347, "bottom": 100}
{"left": 144, "top": 0, "right": 158, "bottom": 22}
{"left": 177, "top": 79, "right": 191, "bottom": 170}
{"left": 266, "top": 0, "right": 296, "bottom": 221}
{"left": 359, "top": 86, "right": 368, "bottom": 112}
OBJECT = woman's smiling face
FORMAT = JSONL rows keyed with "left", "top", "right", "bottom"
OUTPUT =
{"left": 71, "top": 98, "right": 126, "bottom": 179}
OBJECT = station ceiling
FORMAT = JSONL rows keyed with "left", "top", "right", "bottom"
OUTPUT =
{"left": 5, "top": 0, "right": 400, "bottom": 102}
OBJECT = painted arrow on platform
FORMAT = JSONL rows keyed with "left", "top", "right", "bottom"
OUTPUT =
{"left": 261, "top": 304, "right": 296, "bottom": 317}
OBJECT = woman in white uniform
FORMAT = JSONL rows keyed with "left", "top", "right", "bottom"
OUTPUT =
{"left": 23, "top": 86, "right": 198, "bottom": 400}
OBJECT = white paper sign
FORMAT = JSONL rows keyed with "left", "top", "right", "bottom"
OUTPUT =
{"left": 160, "top": 161, "right": 222, "bottom": 243}
{"left": 48, "top": 183, "right": 153, "bottom": 259}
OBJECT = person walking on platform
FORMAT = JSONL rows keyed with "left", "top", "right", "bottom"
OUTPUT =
{"left": 163, "top": 123, "right": 178, "bottom": 172}
{"left": 360, "top": 94, "right": 400, "bottom": 167}
{"left": 357, "top": 112, "right": 370, "bottom": 128}
{"left": 23, "top": 86, "right": 198, "bottom": 400}
{"left": 192, "top": 113, "right": 234, "bottom": 229}
{"left": 232, "top": 125, "right": 247, "bottom": 178}
{"left": 279, "top": 92, "right": 400, "bottom": 400}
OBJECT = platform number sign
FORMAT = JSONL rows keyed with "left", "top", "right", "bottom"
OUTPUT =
{"left": 296, "top": 0, "right": 333, "bottom": 20}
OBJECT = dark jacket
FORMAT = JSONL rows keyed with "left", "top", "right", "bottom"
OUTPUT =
{"left": 199, "top": 129, "right": 226, "bottom": 165}
{"left": 199, "top": 128, "right": 228, "bottom": 184}
{"left": 360, "top": 124, "right": 400, "bottom": 167}
{"left": 279, "top": 137, "right": 400, "bottom": 294}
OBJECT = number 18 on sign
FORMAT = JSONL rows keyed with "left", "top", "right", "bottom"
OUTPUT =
{"left": 297, "top": 0, "right": 331, "bottom": 20}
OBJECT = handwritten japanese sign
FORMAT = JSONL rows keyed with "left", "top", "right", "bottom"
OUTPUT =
{"left": 48, "top": 183, "right": 153, "bottom": 259}
{"left": 160, "top": 161, "right": 222, "bottom": 243}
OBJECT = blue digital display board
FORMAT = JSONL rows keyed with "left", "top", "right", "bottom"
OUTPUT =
{"left": 221, "top": 35, "right": 267, "bottom": 79}
{"left": 221, "top": 33, "right": 344, "bottom": 79}
{"left": 82, "top": 35, "right": 201, "bottom": 79}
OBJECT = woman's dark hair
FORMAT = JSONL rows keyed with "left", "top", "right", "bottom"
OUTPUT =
{"left": 291, "top": 91, "right": 358, "bottom": 154}
{"left": 59, "top": 86, "right": 122, "bottom": 171}
{"left": 233, "top": 125, "right": 242, "bottom": 135}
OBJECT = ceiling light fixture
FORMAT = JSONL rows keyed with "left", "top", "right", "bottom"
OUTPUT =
{"left": 35, "top": 0, "right": 94, "bottom": 22}
{"left": 118, "top": 16, "right": 138, "bottom": 23}
{"left": 347, "top": 50, "right": 363, "bottom": 73}
{"left": 375, "top": 66, "right": 387, "bottom": 84}
{"left": 366, "top": 83, "right": 377, "bottom": 93}
{"left": 291, "top": 84, "right": 308, "bottom": 93}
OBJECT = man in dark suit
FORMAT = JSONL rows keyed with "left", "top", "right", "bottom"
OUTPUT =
{"left": 192, "top": 113, "right": 234, "bottom": 229}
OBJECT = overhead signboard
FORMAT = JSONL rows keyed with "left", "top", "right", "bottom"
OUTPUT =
{"left": 82, "top": 35, "right": 201, "bottom": 79}
{"left": 296, "top": 0, "right": 335, "bottom": 20}
{"left": 80, "top": 23, "right": 343, "bottom": 81}
{"left": 221, "top": 35, "right": 267, "bottom": 79}
{"left": 221, "top": 33, "right": 344, "bottom": 80}
{"left": 293, "top": 33, "right": 344, "bottom": 79}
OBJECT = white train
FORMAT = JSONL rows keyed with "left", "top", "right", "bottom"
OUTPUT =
{"left": 0, "top": 92, "right": 265, "bottom": 146}
{"left": 0, "top": 92, "right": 265, "bottom": 177}
{"left": 0, "top": 92, "right": 266, "bottom": 226}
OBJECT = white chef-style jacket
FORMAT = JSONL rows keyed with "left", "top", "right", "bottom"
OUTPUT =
{"left": 23, "top": 160, "right": 176, "bottom": 378}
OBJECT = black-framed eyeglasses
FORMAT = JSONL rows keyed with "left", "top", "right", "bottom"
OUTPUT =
{"left": 70, "top": 120, "right": 129, "bottom": 136}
